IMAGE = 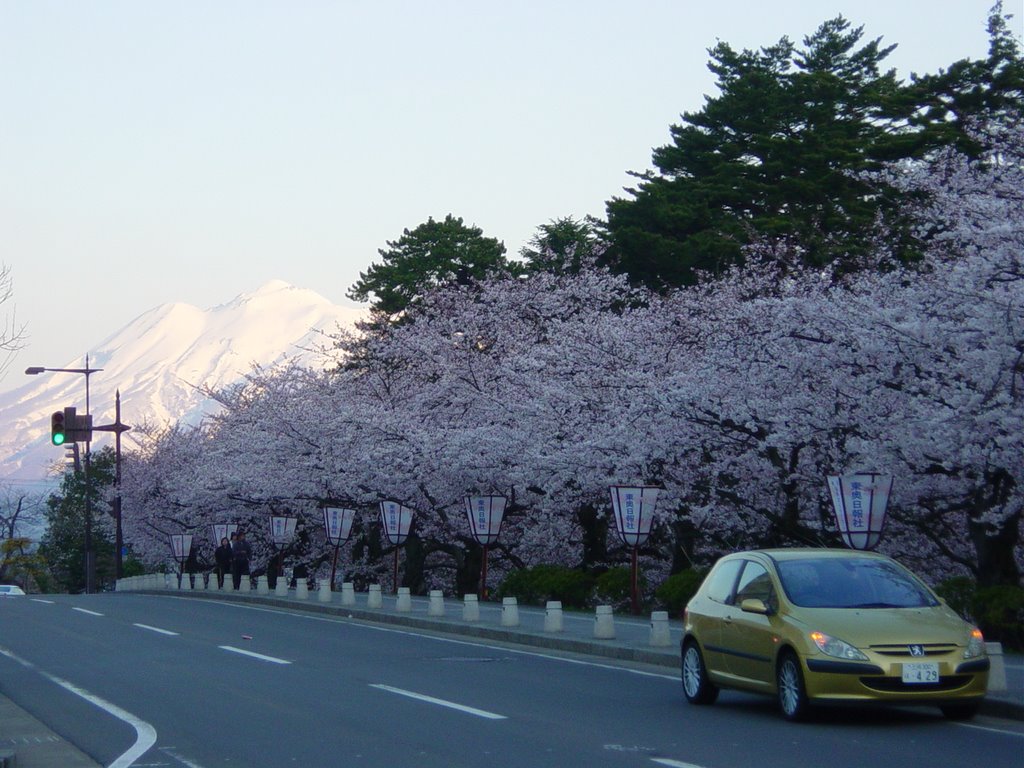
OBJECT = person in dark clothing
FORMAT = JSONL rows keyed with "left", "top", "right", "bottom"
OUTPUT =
{"left": 214, "top": 537, "right": 232, "bottom": 588}
{"left": 231, "top": 530, "right": 253, "bottom": 590}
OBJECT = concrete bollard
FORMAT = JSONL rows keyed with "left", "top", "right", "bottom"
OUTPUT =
{"left": 180, "top": 574, "right": 192, "bottom": 591}
{"left": 501, "top": 597, "right": 520, "bottom": 627}
{"left": 396, "top": 586, "right": 412, "bottom": 612}
{"left": 463, "top": 594, "right": 480, "bottom": 622}
{"left": 986, "top": 642, "right": 1007, "bottom": 692}
{"left": 241, "top": 575, "right": 252, "bottom": 593}
{"left": 196, "top": 573, "right": 207, "bottom": 591}
{"left": 428, "top": 590, "right": 445, "bottom": 617}
{"left": 649, "top": 611, "right": 671, "bottom": 646}
{"left": 256, "top": 575, "right": 269, "bottom": 595}
{"left": 274, "top": 576, "right": 288, "bottom": 597}
{"left": 224, "top": 576, "right": 235, "bottom": 593}
{"left": 208, "top": 574, "right": 219, "bottom": 592}
{"left": 318, "top": 581, "right": 332, "bottom": 603}
{"left": 594, "top": 605, "right": 616, "bottom": 639}
{"left": 296, "top": 579, "right": 309, "bottom": 600}
{"left": 544, "top": 601, "right": 564, "bottom": 633}
{"left": 367, "top": 584, "right": 383, "bottom": 608}
{"left": 341, "top": 582, "right": 356, "bottom": 606}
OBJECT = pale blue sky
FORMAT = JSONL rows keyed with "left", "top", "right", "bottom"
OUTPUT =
{"left": 1, "top": 1, "right": 1016, "bottom": 392}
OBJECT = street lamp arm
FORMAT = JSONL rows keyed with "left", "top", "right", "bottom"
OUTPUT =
{"left": 26, "top": 366, "right": 103, "bottom": 375}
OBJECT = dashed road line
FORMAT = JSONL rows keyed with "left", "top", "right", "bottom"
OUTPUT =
{"left": 133, "top": 623, "right": 180, "bottom": 636}
{"left": 370, "top": 684, "right": 507, "bottom": 720}
{"left": 218, "top": 646, "right": 291, "bottom": 665}
{"left": 71, "top": 607, "right": 104, "bottom": 616}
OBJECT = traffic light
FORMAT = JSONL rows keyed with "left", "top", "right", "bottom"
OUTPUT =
{"left": 51, "top": 410, "right": 67, "bottom": 445}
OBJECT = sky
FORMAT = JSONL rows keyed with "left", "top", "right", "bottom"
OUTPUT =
{"left": 0, "top": 0, "right": 1017, "bottom": 393}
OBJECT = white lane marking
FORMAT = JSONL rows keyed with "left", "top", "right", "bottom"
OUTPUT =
{"left": 218, "top": 645, "right": 291, "bottom": 665}
{"left": 370, "top": 684, "right": 507, "bottom": 720}
{"left": 159, "top": 745, "right": 210, "bottom": 768}
{"left": 198, "top": 600, "right": 679, "bottom": 680}
{"left": 72, "top": 607, "right": 104, "bottom": 616}
{"left": 651, "top": 760, "right": 707, "bottom": 768}
{"left": 133, "top": 623, "right": 179, "bottom": 636}
{"left": 30, "top": 598, "right": 55, "bottom": 604}
{"left": 0, "top": 645, "right": 157, "bottom": 768}
{"left": 955, "top": 722, "right": 1024, "bottom": 738}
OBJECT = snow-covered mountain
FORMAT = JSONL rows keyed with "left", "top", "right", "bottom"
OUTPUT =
{"left": 0, "top": 280, "right": 365, "bottom": 486}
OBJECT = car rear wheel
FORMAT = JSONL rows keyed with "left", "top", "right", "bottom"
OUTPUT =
{"left": 776, "top": 651, "right": 810, "bottom": 721}
{"left": 681, "top": 641, "right": 719, "bottom": 705}
{"left": 940, "top": 702, "right": 980, "bottom": 721}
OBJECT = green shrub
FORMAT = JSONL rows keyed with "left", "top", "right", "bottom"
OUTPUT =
{"left": 495, "top": 565, "right": 595, "bottom": 608}
{"left": 655, "top": 569, "right": 707, "bottom": 617}
{"left": 973, "top": 585, "right": 1024, "bottom": 651}
{"left": 594, "top": 567, "right": 645, "bottom": 610}
{"left": 935, "top": 576, "right": 976, "bottom": 620}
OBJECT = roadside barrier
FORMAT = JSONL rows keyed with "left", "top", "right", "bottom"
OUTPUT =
{"left": 501, "top": 597, "right": 520, "bottom": 627}
{"left": 594, "top": 605, "right": 615, "bottom": 639}
{"left": 256, "top": 575, "right": 269, "bottom": 595}
{"left": 318, "top": 581, "right": 332, "bottom": 603}
{"left": 367, "top": 584, "right": 383, "bottom": 608}
{"left": 649, "top": 611, "right": 670, "bottom": 646}
{"left": 341, "top": 582, "right": 356, "bottom": 606}
{"left": 987, "top": 642, "right": 1007, "bottom": 692}
{"left": 396, "top": 587, "right": 412, "bottom": 612}
{"left": 462, "top": 594, "right": 480, "bottom": 621}
{"left": 274, "top": 576, "right": 287, "bottom": 597}
{"left": 544, "top": 601, "right": 564, "bottom": 633}
{"left": 296, "top": 579, "right": 309, "bottom": 600}
{"left": 428, "top": 590, "right": 445, "bottom": 617}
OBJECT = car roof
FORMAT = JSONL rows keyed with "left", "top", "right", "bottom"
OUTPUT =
{"left": 729, "top": 548, "right": 891, "bottom": 563}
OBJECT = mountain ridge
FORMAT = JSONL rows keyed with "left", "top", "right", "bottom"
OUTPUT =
{"left": 0, "top": 281, "right": 365, "bottom": 485}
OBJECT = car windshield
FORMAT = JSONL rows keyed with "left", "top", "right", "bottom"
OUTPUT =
{"left": 776, "top": 557, "right": 938, "bottom": 609}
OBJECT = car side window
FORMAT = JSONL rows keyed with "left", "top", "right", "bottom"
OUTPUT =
{"left": 704, "top": 560, "right": 743, "bottom": 604}
{"left": 735, "top": 562, "right": 775, "bottom": 609}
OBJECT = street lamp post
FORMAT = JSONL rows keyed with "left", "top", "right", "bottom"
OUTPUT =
{"left": 322, "top": 507, "right": 356, "bottom": 590}
{"left": 27, "top": 356, "right": 103, "bottom": 593}
{"left": 379, "top": 501, "right": 414, "bottom": 594}
{"left": 609, "top": 485, "right": 661, "bottom": 615}
{"left": 464, "top": 495, "right": 507, "bottom": 600}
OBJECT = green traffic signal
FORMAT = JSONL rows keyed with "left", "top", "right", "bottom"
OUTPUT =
{"left": 51, "top": 410, "right": 67, "bottom": 445}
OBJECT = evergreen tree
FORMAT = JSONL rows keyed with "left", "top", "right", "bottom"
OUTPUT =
{"left": 38, "top": 448, "right": 116, "bottom": 593}
{"left": 603, "top": 9, "right": 1024, "bottom": 289}
{"left": 520, "top": 216, "right": 605, "bottom": 275}
{"left": 348, "top": 214, "right": 514, "bottom": 317}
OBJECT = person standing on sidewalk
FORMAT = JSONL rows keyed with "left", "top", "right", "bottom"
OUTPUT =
{"left": 214, "top": 536, "right": 232, "bottom": 588}
{"left": 231, "top": 530, "right": 252, "bottom": 590}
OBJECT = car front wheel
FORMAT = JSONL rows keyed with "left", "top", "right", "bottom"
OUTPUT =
{"left": 776, "top": 651, "right": 810, "bottom": 721}
{"left": 681, "top": 641, "right": 719, "bottom": 705}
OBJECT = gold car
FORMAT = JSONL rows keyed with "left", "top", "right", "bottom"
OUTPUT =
{"left": 681, "top": 548, "right": 989, "bottom": 721}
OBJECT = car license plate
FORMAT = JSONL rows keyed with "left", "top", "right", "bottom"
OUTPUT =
{"left": 902, "top": 662, "right": 939, "bottom": 684}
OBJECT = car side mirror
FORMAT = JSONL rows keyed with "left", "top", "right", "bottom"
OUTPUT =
{"left": 740, "top": 598, "right": 772, "bottom": 616}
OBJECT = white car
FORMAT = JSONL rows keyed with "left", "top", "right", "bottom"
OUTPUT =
{"left": 0, "top": 585, "right": 26, "bottom": 596}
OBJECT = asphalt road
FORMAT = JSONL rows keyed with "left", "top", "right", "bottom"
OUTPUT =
{"left": 1, "top": 593, "right": 1022, "bottom": 768}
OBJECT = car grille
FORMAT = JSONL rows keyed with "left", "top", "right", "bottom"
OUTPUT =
{"left": 860, "top": 675, "right": 973, "bottom": 693}
{"left": 869, "top": 644, "right": 957, "bottom": 658}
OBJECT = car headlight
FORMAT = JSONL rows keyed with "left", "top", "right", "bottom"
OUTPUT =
{"left": 964, "top": 627, "right": 985, "bottom": 660}
{"left": 810, "top": 631, "right": 869, "bottom": 661}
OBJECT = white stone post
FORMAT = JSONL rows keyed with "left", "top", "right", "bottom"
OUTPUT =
{"left": 318, "top": 581, "right": 332, "bottom": 603}
{"left": 501, "top": 597, "right": 520, "bottom": 627}
{"left": 341, "top": 582, "right": 356, "bottom": 606}
{"left": 256, "top": 575, "right": 269, "bottom": 595}
{"left": 396, "top": 586, "right": 412, "bottom": 612}
{"left": 367, "top": 584, "right": 383, "bottom": 608}
{"left": 544, "top": 601, "right": 564, "bottom": 633}
{"left": 649, "top": 610, "right": 671, "bottom": 646}
{"left": 296, "top": 578, "right": 309, "bottom": 600}
{"left": 594, "top": 605, "right": 616, "bottom": 639}
{"left": 274, "top": 575, "right": 288, "bottom": 597}
{"left": 986, "top": 642, "right": 1007, "bottom": 692}
{"left": 428, "top": 590, "right": 445, "bottom": 617}
{"left": 462, "top": 594, "right": 480, "bottom": 622}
